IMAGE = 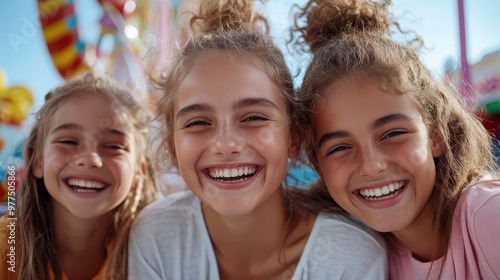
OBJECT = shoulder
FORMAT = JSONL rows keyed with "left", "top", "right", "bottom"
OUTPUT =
{"left": 456, "top": 180, "right": 500, "bottom": 242}
{"left": 300, "top": 212, "right": 387, "bottom": 278}
{"left": 0, "top": 215, "right": 14, "bottom": 250}
{"left": 128, "top": 192, "right": 216, "bottom": 278}
{"left": 134, "top": 191, "right": 199, "bottom": 224}
{"left": 455, "top": 180, "right": 500, "bottom": 277}
{"left": 0, "top": 215, "right": 18, "bottom": 280}
{"left": 459, "top": 180, "right": 500, "bottom": 216}
{"left": 315, "top": 212, "right": 386, "bottom": 250}
{"left": 131, "top": 191, "right": 203, "bottom": 239}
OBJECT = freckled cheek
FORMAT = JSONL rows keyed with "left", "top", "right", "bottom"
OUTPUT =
{"left": 173, "top": 138, "right": 201, "bottom": 170}
{"left": 317, "top": 159, "right": 350, "bottom": 194}
{"left": 390, "top": 143, "right": 430, "bottom": 175}
{"left": 45, "top": 150, "right": 73, "bottom": 173}
{"left": 112, "top": 158, "right": 135, "bottom": 172}
{"left": 251, "top": 125, "right": 289, "bottom": 147}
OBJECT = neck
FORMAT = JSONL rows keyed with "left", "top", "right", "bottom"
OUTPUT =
{"left": 204, "top": 187, "right": 317, "bottom": 279}
{"left": 204, "top": 188, "right": 288, "bottom": 263}
{"left": 392, "top": 200, "right": 445, "bottom": 262}
{"left": 51, "top": 201, "right": 110, "bottom": 263}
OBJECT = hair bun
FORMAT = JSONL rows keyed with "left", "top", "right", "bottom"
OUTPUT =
{"left": 189, "top": 0, "right": 268, "bottom": 35}
{"left": 294, "top": 0, "right": 392, "bottom": 53}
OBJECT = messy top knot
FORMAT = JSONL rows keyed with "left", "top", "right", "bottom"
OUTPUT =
{"left": 189, "top": 0, "right": 269, "bottom": 35}
{"left": 293, "top": 0, "right": 393, "bottom": 53}
{"left": 153, "top": 0, "right": 298, "bottom": 173}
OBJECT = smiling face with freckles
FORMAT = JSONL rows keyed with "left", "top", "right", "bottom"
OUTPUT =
{"left": 311, "top": 78, "right": 444, "bottom": 233}
{"left": 171, "top": 53, "right": 296, "bottom": 217}
{"left": 33, "top": 94, "right": 140, "bottom": 220}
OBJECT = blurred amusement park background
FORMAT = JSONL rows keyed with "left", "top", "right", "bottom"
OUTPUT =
{"left": 1, "top": 0, "right": 500, "bottom": 209}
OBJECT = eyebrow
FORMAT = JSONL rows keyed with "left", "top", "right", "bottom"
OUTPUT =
{"left": 371, "top": 113, "right": 411, "bottom": 130}
{"left": 176, "top": 103, "right": 213, "bottom": 119}
{"left": 50, "top": 124, "right": 127, "bottom": 136}
{"left": 317, "top": 113, "right": 411, "bottom": 148}
{"left": 233, "top": 98, "right": 279, "bottom": 110}
{"left": 176, "top": 98, "right": 279, "bottom": 119}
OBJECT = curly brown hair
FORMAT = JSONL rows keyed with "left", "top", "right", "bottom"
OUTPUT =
{"left": 292, "top": 0, "right": 497, "bottom": 262}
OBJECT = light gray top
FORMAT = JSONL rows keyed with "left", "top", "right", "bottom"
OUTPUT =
{"left": 128, "top": 191, "right": 388, "bottom": 279}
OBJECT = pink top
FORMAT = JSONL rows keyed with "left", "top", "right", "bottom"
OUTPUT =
{"left": 389, "top": 180, "right": 500, "bottom": 280}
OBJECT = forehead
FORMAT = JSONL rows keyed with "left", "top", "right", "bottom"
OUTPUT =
{"left": 175, "top": 52, "right": 285, "bottom": 110}
{"left": 49, "top": 93, "right": 133, "bottom": 133}
{"left": 314, "top": 79, "right": 421, "bottom": 126}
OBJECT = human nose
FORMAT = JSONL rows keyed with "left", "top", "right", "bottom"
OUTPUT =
{"left": 358, "top": 145, "right": 387, "bottom": 177}
{"left": 75, "top": 143, "right": 103, "bottom": 168}
{"left": 211, "top": 123, "right": 243, "bottom": 157}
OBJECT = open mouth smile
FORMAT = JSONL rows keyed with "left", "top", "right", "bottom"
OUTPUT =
{"left": 65, "top": 178, "right": 109, "bottom": 193}
{"left": 207, "top": 165, "right": 258, "bottom": 183}
{"left": 357, "top": 181, "right": 406, "bottom": 201}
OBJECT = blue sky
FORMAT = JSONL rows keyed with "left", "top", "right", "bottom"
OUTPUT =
{"left": 1, "top": 0, "right": 500, "bottom": 161}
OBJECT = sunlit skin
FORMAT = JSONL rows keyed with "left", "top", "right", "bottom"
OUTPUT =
{"left": 311, "top": 78, "right": 444, "bottom": 260}
{"left": 33, "top": 94, "right": 142, "bottom": 279}
{"left": 170, "top": 53, "right": 315, "bottom": 279}
{"left": 34, "top": 94, "right": 139, "bottom": 220}
{"left": 171, "top": 54, "right": 296, "bottom": 217}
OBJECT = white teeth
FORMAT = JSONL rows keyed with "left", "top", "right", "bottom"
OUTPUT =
{"left": 74, "top": 188, "right": 99, "bottom": 193}
{"left": 67, "top": 178, "right": 106, "bottom": 189}
{"left": 208, "top": 166, "right": 257, "bottom": 179}
{"left": 382, "top": 186, "right": 389, "bottom": 195}
{"left": 359, "top": 181, "right": 404, "bottom": 199}
{"left": 231, "top": 168, "right": 238, "bottom": 177}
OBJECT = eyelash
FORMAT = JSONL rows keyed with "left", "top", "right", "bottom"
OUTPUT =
{"left": 57, "top": 139, "right": 78, "bottom": 145}
{"left": 185, "top": 120, "right": 210, "bottom": 128}
{"left": 326, "top": 145, "right": 350, "bottom": 156}
{"left": 325, "top": 130, "right": 408, "bottom": 156}
{"left": 243, "top": 115, "right": 268, "bottom": 122}
{"left": 382, "top": 129, "right": 407, "bottom": 139}
{"left": 57, "top": 139, "right": 126, "bottom": 151}
{"left": 104, "top": 144, "right": 126, "bottom": 150}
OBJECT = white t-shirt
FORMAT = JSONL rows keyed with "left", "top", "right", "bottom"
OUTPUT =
{"left": 128, "top": 191, "right": 388, "bottom": 279}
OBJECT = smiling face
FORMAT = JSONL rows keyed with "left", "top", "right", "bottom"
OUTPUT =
{"left": 34, "top": 94, "right": 140, "bottom": 220}
{"left": 171, "top": 54, "right": 296, "bottom": 217}
{"left": 311, "top": 78, "right": 443, "bottom": 233}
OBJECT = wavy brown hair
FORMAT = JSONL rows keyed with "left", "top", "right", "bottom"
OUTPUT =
{"left": 292, "top": 0, "right": 497, "bottom": 264}
{"left": 151, "top": 0, "right": 323, "bottom": 210}
{"left": 15, "top": 72, "right": 157, "bottom": 280}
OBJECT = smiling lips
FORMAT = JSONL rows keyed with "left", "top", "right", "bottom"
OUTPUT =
{"left": 357, "top": 181, "right": 405, "bottom": 201}
{"left": 208, "top": 165, "right": 257, "bottom": 183}
{"left": 66, "top": 178, "right": 108, "bottom": 193}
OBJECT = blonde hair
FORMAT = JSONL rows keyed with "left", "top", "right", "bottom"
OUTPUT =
{"left": 16, "top": 72, "right": 157, "bottom": 280}
{"left": 293, "top": 0, "right": 497, "bottom": 261}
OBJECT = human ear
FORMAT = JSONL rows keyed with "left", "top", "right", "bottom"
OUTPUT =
{"left": 287, "top": 130, "right": 301, "bottom": 158}
{"left": 309, "top": 153, "right": 324, "bottom": 179}
{"left": 139, "top": 157, "right": 148, "bottom": 176}
{"left": 167, "top": 139, "right": 179, "bottom": 168}
{"left": 33, "top": 156, "right": 43, "bottom": 178}
{"left": 430, "top": 128, "right": 445, "bottom": 158}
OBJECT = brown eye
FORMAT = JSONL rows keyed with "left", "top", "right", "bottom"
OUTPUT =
{"left": 326, "top": 145, "right": 350, "bottom": 156}
{"left": 382, "top": 130, "right": 407, "bottom": 140}
{"left": 243, "top": 115, "right": 268, "bottom": 122}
